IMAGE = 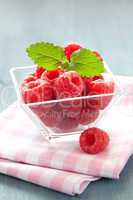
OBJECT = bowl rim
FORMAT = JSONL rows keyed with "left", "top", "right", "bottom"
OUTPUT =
{"left": 10, "top": 64, "right": 122, "bottom": 107}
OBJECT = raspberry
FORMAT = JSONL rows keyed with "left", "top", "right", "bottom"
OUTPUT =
{"left": 21, "top": 79, "right": 54, "bottom": 103}
{"left": 54, "top": 71, "right": 84, "bottom": 99}
{"left": 23, "top": 67, "right": 45, "bottom": 83}
{"left": 92, "top": 75, "right": 104, "bottom": 81}
{"left": 79, "top": 108, "right": 99, "bottom": 125}
{"left": 57, "top": 117, "right": 79, "bottom": 131}
{"left": 52, "top": 103, "right": 62, "bottom": 112}
{"left": 87, "top": 80, "right": 115, "bottom": 109}
{"left": 60, "top": 98, "right": 82, "bottom": 113}
{"left": 64, "top": 43, "right": 81, "bottom": 60}
{"left": 83, "top": 75, "right": 103, "bottom": 95}
{"left": 31, "top": 103, "right": 62, "bottom": 128}
{"left": 26, "top": 80, "right": 39, "bottom": 89}
{"left": 23, "top": 74, "right": 37, "bottom": 83}
{"left": 30, "top": 104, "right": 52, "bottom": 116}
{"left": 86, "top": 97, "right": 101, "bottom": 110}
{"left": 79, "top": 127, "right": 109, "bottom": 154}
{"left": 92, "top": 51, "right": 103, "bottom": 62}
{"left": 41, "top": 109, "right": 62, "bottom": 127}
{"left": 54, "top": 99, "right": 82, "bottom": 122}
{"left": 41, "top": 68, "right": 63, "bottom": 82}
{"left": 35, "top": 67, "right": 45, "bottom": 78}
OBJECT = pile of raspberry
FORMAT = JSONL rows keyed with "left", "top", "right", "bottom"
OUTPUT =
{"left": 21, "top": 44, "right": 114, "bottom": 131}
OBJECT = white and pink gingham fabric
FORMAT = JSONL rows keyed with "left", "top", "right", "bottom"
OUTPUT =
{"left": 0, "top": 76, "right": 133, "bottom": 195}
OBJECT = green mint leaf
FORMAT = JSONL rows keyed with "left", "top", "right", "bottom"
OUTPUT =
{"left": 70, "top": 48, "right": 106, "bottom": 76}
{"left": 26, "top": 42, "right": 67, "bottom": 70}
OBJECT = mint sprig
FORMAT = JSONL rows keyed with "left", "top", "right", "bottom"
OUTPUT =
{"left": 70, "top": 48, "right": 105, "bottom": 76}
{"left": 26, "top": 42, "right": 68, "bottom": 70}
{"left": 26, "top": 42, "right": 106, "bottom": 76}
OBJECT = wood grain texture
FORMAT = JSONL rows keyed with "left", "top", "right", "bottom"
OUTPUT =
{"left": 0, "top": 0, "right": 133, "bottom": 199}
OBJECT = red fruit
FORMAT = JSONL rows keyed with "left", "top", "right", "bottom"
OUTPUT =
{"left": 86, "top": 97, "right": 101, "bottom": 110}
{"left": 92, "top": 75, "right": 104, "bottom": 81}
{"left": 57, "top": 117, "right": 79, "bottom": 131}
{"left": 30, "top": 104, "right": 52, "bottom": 116}
{"left": 83, "top": 75, "right": 103, "bottom": 95}
{"left": 24, "top": 74, "right": 37, "bottom": 83}
{"left": 87, "top": 80, "right": 115, "bottom": 109}
{"left": 64, "top": 43, "right": 81, "bottom": 60}
{"left": 26, "top": 80, "right": 39, "bottom": 89}
{"left": 92, "top": 51, "right": 103, "bottom": 62}
{"left": 79, "top": 127, "right": 109, "bottom": 154}
{"left": 52, "top": 100, "right": 81, "bottom": 120}
{"left": 89, "top": 80, "right": 114, "bottom": 94}
{"left": 60, "top": 99, "right": 82, "bottom": 112}
{"left": 21, "top": 79, "right": 54, "bottom": 103}
{"left": 52, "top": 103, "right": 62, "bottom": 112}
{"left": 41, "top": 68, "right": 63, "bottom": 82}
{"left": 36, "top": 67, "right": 45, "bottom": 78}
{"left": 41, "top": 109, "right": 62, "bottom": 127}
{"left": 23, "top": 67, "right": 45, "bottom": 83}
{"left": 54, "top": 71, "right": 84, "bottom": 99}
{"left": 65, "top": 109, "right": 81, "bottom": 119}
{"left": 79, "top": 108, "right": 99, "bottom": 125}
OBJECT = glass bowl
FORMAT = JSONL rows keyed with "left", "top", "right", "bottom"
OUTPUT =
{"left": 10, "top": 65, "right": 121, "bottom": 141}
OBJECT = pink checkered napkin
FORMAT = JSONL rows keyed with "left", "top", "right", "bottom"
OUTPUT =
{"left": 0, "top": 103, "right": 99, "bottom": 195}
{"left": 0, "top": 76, "right": 133, "bottom": 195}
{"left": 0, "top": 159, "right": 98, "bottom": 195}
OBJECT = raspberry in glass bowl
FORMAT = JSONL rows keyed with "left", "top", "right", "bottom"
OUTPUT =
{"left": 10, "top": 42, "right": 120, "bottom": 140}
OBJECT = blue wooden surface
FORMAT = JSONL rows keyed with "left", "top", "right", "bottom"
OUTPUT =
{"left": 0, "top": 0, "right": 133, "bottom": 199}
